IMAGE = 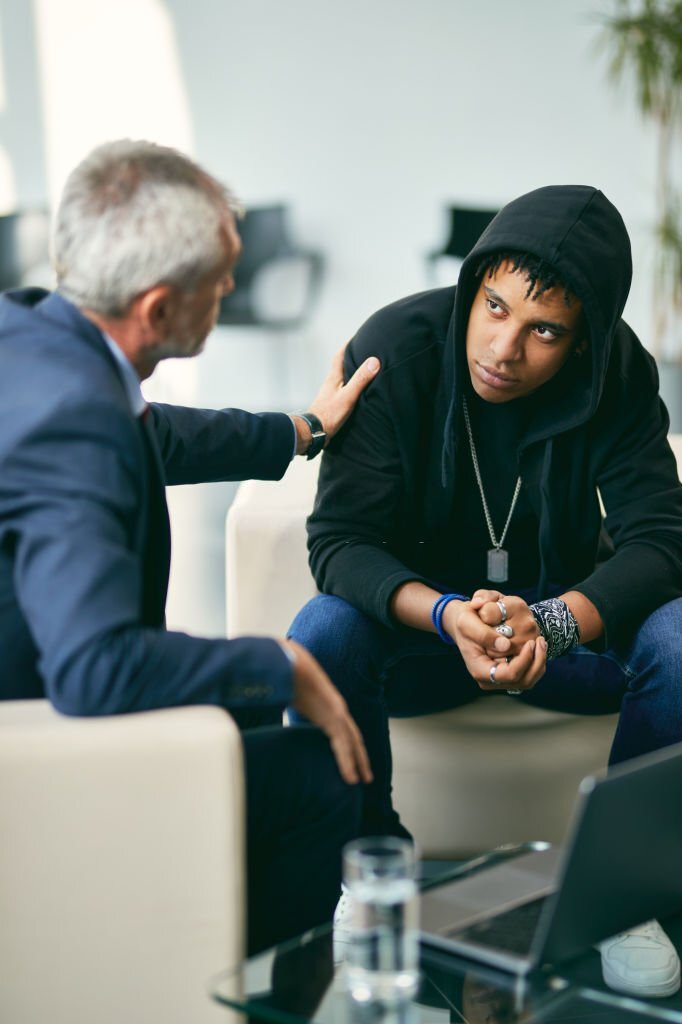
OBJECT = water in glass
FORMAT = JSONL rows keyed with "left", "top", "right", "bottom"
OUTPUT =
{"left": 345, "top": 872, "right": 419, "bottom": 1002}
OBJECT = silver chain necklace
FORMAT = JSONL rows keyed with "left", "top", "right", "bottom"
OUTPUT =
{"left": 462, "top": 396, "right": 522, "bottom": 583}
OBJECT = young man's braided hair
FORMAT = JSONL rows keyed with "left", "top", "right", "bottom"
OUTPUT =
{"left": 476, "top": 250, "right": 575, "bottom": 306}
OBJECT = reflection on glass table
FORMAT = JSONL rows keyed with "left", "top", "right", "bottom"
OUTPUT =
{"left": 210, "top": 845, "right": 682, "bottom": 1024}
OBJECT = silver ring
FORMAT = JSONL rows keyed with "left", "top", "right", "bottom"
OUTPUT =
{"left": 489, "top": 664, "right": 500, "bottom": 685}
{"left": 495, "top": 624, "right": 513, "bottom": 638}
{"left": 506, "top": 689, "right": 522, "bottom": 695}
{"left": 496, "top": 599, "right": 507, "bottom": 624}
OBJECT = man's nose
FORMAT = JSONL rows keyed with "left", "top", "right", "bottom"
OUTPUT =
{"left": 490, "top": 324, "right": 523, "bottom": 362}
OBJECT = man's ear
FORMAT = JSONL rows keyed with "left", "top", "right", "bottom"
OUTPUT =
{"left": 135, "top": 284, "right": 177, "bottom": 340}
{"left": 574, "top": 337, "right": 590, "bottom": 358}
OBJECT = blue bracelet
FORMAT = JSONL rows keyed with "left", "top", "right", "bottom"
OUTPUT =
{"left": 431, "top": 593, "right": 469, "bottom": 645}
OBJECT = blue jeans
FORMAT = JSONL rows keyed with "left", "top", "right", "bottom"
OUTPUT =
{"left": 288, "top": 594, "right": 682, "bottom": 838}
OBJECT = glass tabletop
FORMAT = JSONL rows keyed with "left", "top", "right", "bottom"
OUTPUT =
{"left": 210, "top": 844, "right": 682, "bottom": 1024}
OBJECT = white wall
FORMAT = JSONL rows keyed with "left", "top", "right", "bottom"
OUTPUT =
{"left": 0, "top": 0, "right": 672, "bottom": 356}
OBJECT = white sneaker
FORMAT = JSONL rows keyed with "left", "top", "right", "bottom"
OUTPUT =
{"left": 599, "top": 919, "right": 681, "bottom": 998}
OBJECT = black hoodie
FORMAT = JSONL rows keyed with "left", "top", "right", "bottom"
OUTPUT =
{"left": 307, "top": 186, "right": 682, "bottom": 650}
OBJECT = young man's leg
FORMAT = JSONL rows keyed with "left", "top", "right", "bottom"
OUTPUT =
{"left": 288, "top": 594, "right": 480, "bottom": 839}
{"left": 519, "top": 597, "right": 682, "bottom": 765}
{"left": 520, "top": 597, "right": 682, "bottom": 999}
{"left": 289, "top": 593, "right": 682, "bottom": 841}
{"left": 242, "top": 725, "right": 363, "bottom": 955}
{"left": 607, "top": 596, "right": 682, "bottom": 764}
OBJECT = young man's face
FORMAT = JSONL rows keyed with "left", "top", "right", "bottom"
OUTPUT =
{"left": 466, "top": 261, "right": 586, "bottom": 403}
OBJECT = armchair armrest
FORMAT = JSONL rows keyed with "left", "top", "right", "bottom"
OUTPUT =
{"left": 0, "top": 701, "right": 244, "bottom": 1024}
{"left": 226, "top": 457, "right": 320, "bottom": 638}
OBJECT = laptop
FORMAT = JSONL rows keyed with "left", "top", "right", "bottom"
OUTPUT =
{"left": 420, "top": 741, "right": 682, "bottom": 975}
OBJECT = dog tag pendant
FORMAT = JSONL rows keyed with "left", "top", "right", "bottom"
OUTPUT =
{"left": 487, "top": 548, "right": 509, "bottom": 583}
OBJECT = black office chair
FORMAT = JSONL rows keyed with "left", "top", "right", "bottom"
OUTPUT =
{"left": 0, "top": 209, "right": 52, "bottom": 292}
{"left": 218, "top": 205, "right": 324, "bottom": 328}
{"left": 426, "top": 205, "right": 498, "bottom": 283}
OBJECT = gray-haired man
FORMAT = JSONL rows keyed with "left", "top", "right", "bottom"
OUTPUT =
{"left": 0, "top": 139, "right": 378, "bottom": 952}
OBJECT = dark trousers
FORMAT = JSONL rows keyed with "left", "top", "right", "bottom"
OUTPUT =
{"left": 240, "top": 723, "right": 363, "bottom": 955}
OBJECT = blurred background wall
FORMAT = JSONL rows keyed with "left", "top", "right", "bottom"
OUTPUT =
{"left": 0, "top": 0, "right": 665, "bottom": 350}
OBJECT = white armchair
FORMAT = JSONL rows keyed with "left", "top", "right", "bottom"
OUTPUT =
{"left": 0, "top": 701, "right": 244, "bottom": 1024}
{"left": 226, "top": 435, "right": 682, "bottom": 858}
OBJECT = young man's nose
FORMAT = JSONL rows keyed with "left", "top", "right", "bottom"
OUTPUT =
{"left": 490, "top": 325, "right": 523, "bottom": 362}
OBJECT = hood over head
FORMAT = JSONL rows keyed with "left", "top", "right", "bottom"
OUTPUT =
{"left": 441, "top": 185, "right": 633, "bottom": 484}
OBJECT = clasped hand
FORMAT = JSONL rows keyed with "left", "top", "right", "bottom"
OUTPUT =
{"left": 441, "top": 590, "right": 547, "bottom": 692}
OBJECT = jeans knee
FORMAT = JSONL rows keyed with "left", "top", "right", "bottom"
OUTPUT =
{"left": 630, "top": 598, "right": 675, "bottom": 659}
{"left": 628, "top": 598, "right": 682, "bottom": 681}
{"left": 288, "top": 595, "right": 381, "bottom": 685}
{"left": 289, "top": 594, "right": 369, "bottom": 641}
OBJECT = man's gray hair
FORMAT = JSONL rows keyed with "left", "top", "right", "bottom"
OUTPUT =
{"left": 54, "top": 139, "right": 238, "bottom": 316}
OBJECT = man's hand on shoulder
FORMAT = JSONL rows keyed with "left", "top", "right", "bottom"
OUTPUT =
{"left": 280, "top": 638, "right": 373, "bottom": 786}
{"left": 293, "top": 343, "right": 380, "bottom": 456}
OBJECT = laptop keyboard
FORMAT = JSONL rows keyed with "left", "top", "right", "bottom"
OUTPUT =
{"left": 445, "top": 896, "right": 548, "bottom": 956}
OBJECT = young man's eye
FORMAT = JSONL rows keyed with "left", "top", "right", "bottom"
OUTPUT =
{"left": 486, "top": 299, "right": 503, "bottom": 314}
{"left": 534, "top": 326, "right": 558, "bottom": 342}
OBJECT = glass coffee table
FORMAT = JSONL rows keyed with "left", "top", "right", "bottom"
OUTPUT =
{"left": 211, "top": 844, "right": 682, "bottom": 1023}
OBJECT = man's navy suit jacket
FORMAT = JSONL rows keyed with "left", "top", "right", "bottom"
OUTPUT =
{"left": 0, "top": 290, "right": 295, "bottom": 715}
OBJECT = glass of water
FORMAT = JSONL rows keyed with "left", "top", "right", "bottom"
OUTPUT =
{"left": 342, "top": 836, "right": 419, "bottom": 1003}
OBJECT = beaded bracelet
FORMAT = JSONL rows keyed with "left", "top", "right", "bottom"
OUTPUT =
{"left": 529, "top": 598, "right": 581, "bottom": 660}
{"left": 431, "top": 593, "right": 469, "bottom": 645}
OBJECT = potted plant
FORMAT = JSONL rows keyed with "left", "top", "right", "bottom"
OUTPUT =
{"left": 598, "top": 0, "right": 682, "bottom": 427}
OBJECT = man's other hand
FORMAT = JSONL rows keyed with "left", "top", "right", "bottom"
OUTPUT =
{"left": 281, "top": 638, "right": 373, "bottom": 786}
{"left": 471, "top": 590, "right": 541, "bottom": 657}
{"left": 294, "top": 344, "right": 379, "bottom": 453}
{"left": 442, "top": 594, "right": 547, "bottom": 693}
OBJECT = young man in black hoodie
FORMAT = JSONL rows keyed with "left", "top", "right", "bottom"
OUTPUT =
{"left": 289, "top": 185, "right": 682, "bottom": 998}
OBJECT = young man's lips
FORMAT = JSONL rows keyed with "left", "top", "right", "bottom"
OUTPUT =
{"left": 477, "top": 362, "right": 518, "bottom": 388}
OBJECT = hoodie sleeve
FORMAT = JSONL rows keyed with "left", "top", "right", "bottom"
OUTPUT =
{"left": 307, "top": 338, "right": 430, "bottom": 627}
{"left": 571, "top": 343, "right": 682, "bottom": 650}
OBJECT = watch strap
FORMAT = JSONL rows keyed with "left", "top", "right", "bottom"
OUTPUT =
{"left": 297, "top": 411, "right": 326, "bottom": 460}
